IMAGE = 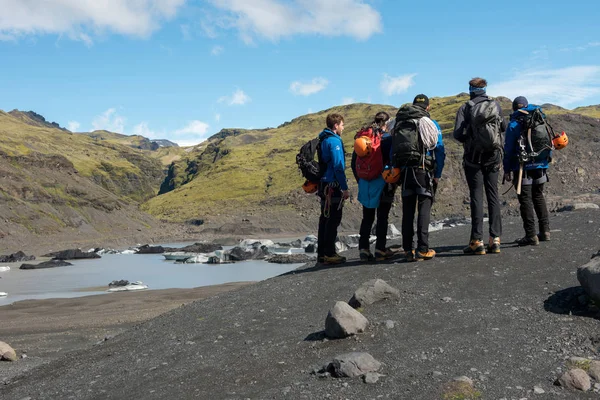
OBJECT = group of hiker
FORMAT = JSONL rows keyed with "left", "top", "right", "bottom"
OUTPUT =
{"left": 298, "top": 77, "right": 569, "bottom": 265}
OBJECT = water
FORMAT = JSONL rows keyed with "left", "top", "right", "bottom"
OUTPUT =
{"left": 0, "top": 250, "right": 305, "bottom": 306}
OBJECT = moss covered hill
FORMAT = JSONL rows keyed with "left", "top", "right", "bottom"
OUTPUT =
{"left": 0, "top": 110, "right": 180, "bottom": 252}
{"left": 143, "top": 94, "right": 600, "bottom": 234}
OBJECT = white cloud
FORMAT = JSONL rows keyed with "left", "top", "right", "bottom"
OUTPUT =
{"left": 172, "top": 120, "right": 211, "bottom": 146}
{"left": 289, "top": 77, "right": 329, "bottom": 96}
{"left": 132, "top": 122, "right": 161, "bottom": 139}
{"left": 341, "top": 97, "right": 355, "bottom": 105}
{"left": 0, "top": 0, "right": 186, "bottom": 44}
{"left": 488, "top": 66, "right": 600, "bottom": 107}
{"left": 380, "top": 73, "right": 417, "bottom": 96}
{"left": 211, "top": 45, "right": 224, "bottom": 55}
{"left": 67, "top": 121, "right": 80, "bottom": 132}
{"left": 92, "top": 108, "right": 126, "bottom": 133}
{"left": 218, "top": 89, "right": 251, "bottom": 105}
{"left": 205, "top": 0, "right": 382, "bottom": 43}
{"left": 561, "top": 41, "right": 600, "bottom": 52}
{"left": 215, "top": 113, "right": 221, "bottom": 122}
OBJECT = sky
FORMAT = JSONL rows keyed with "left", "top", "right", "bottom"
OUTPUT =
{"left": 0, "top": 0, "right": 599, "bottom": 146}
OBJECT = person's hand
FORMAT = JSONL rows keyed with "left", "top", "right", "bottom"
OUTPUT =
{"left": 503, "top": 172, "right": 512, "bottom": 183}
{"left": 342, "top": 190, "right": 350, "bottom": 200}
{"left": 433, "top": 177, "right": 439, "bottom": 185}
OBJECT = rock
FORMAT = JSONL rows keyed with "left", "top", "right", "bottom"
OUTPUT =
{"left": 348, "top": 279, "right": 400, "bottom": 308}
{"left": 577, "top": 257, "right": 600, "bottom": 304}
{"left": 559, "top": 203, "right": 599, "bottom": 212}
{"left": 442, "top": 297, "right": 452, "bottom": 303}
{"left": 42, "top": 249, "right": 101, "bottom": 260}
{"left": 324, "top": 352, "right": 381, "bottom": 378}
{"left": 108, "top": 280, "right": 130, "bottom": 287}
{"left": 239, "top": 239, "right": 274, "bottom": 249}
{"left": 227, "top": 245, "right": 268, "bottom": 261}
{"left": 0, "top": 341, "right": 17, "bottom": 361}
{"left": 0, "top": 251, "right": 35, "bottom": 263}
{"left": 20, "top": 260, "right": 73, "bottom": 270}
{"left": 387, "top": 223, "right": 401, "bottom": 238}
{"left": 363, "top": 372, "right": 381, "bottom": 384}
{"left": 335, "top": 241, "right": 348, "bottom": 254}
{"left": 325, "top": 301, "right": 369, "bottom": 339}
{"left": 135, "top": 245, "right": 167, "bottom": 254}
{"left": 533, "top": 385, "right": 545, "bottom": 394}
{"left": 304, "top": 244, "right": 316, "bottom": 253}
{"left": 304, "top": 235, "right": 317, "bottom": 243}
{"left": 557, "top": 368, "right": 591, "bottom": 391}
{"left": 588, "top": 361, "right": 600, "bottom": 381}
{"left": 338, "top": 235, "right": 361, "bottom": 249}
{"left": 384, "top": 320, "right": 395, "bottom": 329}
{"left": 267, "top": 254, "right": 313, "bottom": 264}
{"left": 453, "top": 376, "right": 474, "bottom": 386}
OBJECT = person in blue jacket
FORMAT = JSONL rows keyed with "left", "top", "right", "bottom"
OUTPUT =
{"left": 503, "top": 96, "right": 551, "bottom": 246}
{"left": 350, "top": 111, "right": 397, "bottom": 262}
{"left": 317, "top": 113, "right": 350, "bottom": 265}
{"left": 399, "top": 94, "right": 446, "bottom": 261}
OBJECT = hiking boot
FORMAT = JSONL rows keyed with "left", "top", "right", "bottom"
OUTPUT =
{"left": 487, "top": 237, "right": 501, "bottom": 254}
{"left": 323, "top": 254, "right": 346, "bottom": 265}
{"left": 516, "top": 236, "right": 539, "bottom": 246}
{"left": 375, "top": 248, "right": 395, "bottom": 261}
{"left": 317, "top": 256, "right": 325, "bottom": 263}
{"left": 334, "top": 253, "right": 347, "bottom": 262}
{"left": 538, "top": 232, "right": 551, "bottom": 242}
{"left": 404, "top": 250, "right": 416, "bottom": 262}
{"left": 359, "top": 249, "right": 374, "bottom": 262}
{"left": 416, "top": 248, "right": 436, "bottom": 260}
{"left": 463, "top": 240, "right": 486, "bottom": 255}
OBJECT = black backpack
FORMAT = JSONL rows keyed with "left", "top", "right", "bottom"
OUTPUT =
{"left": 467, "top": 98, "right": 504, "bottom": 154}
{"left": 296, "top": 137, "right": 325, "bottom": 183}
{"left": 392, "top": 104, "right": 432, "bottom": 168}
{"left": 516, "top": 107, "right": 554, "bottom": 163}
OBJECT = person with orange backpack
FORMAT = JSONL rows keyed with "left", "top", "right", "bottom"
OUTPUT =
{"left": 351, "top": 111, "right": 397, "bottom": 262}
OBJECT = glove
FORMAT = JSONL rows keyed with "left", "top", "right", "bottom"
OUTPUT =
{"left": 503, "top": 172, "right": 512, "bottom": 183}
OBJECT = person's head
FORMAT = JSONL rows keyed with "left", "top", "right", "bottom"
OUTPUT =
{"left": 326, "top": 113, "right": 345, "bottom": 135}
{"left": 512, "top": 96, "right": 529, "bottom": 111}
{"left": 372, "top": 111, "right": 390, "bottom": 128}
{"left": 468, "top": 77, "right": 487, "bottom": 96}
{"left": 413, "top": 94, "right": 430, "bottom": 111}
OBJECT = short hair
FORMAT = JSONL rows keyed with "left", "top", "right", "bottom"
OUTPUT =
{"left": 469, "top": 77, "right": 488, "bottom": 88}
{"left": 373, "top": 111, "right": 390, "bottom": 126}
{"left": 326, "top": 113, "right": 344, "bottom": 129}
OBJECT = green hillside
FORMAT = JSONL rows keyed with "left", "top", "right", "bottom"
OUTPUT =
{"left": 143, "top": 94, "right": 600, "bottom": 226}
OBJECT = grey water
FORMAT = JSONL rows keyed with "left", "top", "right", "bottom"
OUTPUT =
{"left": 0, "top": 242, "right": 306, "bottom": 306}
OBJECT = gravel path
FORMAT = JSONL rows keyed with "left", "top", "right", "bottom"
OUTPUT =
{"left": 2, "top": 210, "right": 600, "bottom": 399}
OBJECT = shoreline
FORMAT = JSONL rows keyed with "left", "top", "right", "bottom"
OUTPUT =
{"left": 0, "top": 282, "right": 255, "bottom": 382}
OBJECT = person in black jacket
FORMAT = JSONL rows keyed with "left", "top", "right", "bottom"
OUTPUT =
{"left": 453, "top": 77, "right": 506, "bottom": 255}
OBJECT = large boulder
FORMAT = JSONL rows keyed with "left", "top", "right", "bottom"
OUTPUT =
{"left": 557, "top": 368, "right": 591, "bottom": 391}
{"left": 267, "top": 254, "right": 312, "bottom": 264}
{"left": 324, "top": 352, "right": 381, "bottom": 378}
{"left": 20, "top": 260, "right": 73, "bottom": 270}
{"left": 0, "top": 251, "right": 35, "bottom": 263}
{"left": 577, "top": 257, "right": 600, "bottom": 304}
{"left": 227, "top": 245, "right": 268, "bottom": 261}
{"left": 325, "top": 301, "right": 369, "bottom": 339}
{"left": 42, "top": 249, "right": 100, "bottom": 260}
{"left": 179, "top": 242, "right": 223, "bottom": 253}
{"left": 0, "top": 341, "right": 17, "bottom": 361}
{"left": 349, "top": 279, "right": 401, "bottom": 308}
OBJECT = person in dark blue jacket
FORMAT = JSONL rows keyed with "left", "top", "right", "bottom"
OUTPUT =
{"left": 317, "top": 113, "right": 350, "bottom": 265}
{"left": 350, "top": 111, "right": 397, "bottom": 262}
{"left": 398, "top": 94, "right": 446, "bottom": 261}
{"left": 503, "top": 96, "right": 551, "bottom": 246}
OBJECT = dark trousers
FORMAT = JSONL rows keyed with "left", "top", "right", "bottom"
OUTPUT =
{"left": 359, "top": 201, "right": 393, "bottom": 252}
{"left": 317, "top": 189, "right": 344, "bottom": 258}
{"left": 402, "top": 194, "right": 432, "bottom": 252}
{"left": 464, "top": 163, "right": 502, "bottom": 241}
{"left": 515, "top": 170, "right": 550, "bottom": 237}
